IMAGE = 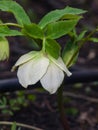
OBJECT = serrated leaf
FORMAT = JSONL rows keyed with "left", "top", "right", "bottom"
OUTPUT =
{"left": 89, "top": 37, "right": 98, "bottom": 43}
{"left": 22, "top": 23, "right": 44, "bottom": 39}
{"left": 45, "top": 20, "right": 78, "bottom": 39}
{"left": 0, "top": 1, "right": 31, "bottom": 25}
{"left": 0, "top": 25, "right": 22, "bottom": 36}
{"left": 39, "top": 6, "right": 86, "bottom": 28}
{"left": 45, "top": 39, "right": 61, "bottom": 59}
{"left": 62, "top": 40, "right": 79, "bottom": 67}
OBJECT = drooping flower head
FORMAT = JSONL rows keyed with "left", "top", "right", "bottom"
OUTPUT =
{"left": 12, "top": 51, "right": 72, "bottom": 94}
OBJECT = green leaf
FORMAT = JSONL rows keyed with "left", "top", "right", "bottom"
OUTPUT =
{"left": 62, "top": 40, "right": 79, "bottom": 67}
{"left": 2, "top": 109, "right": 13, "bottom": 115}
{"left": 0, "top": 25, "right": 22, "bottom": 36}
{"left": 45, "top": 39, "right": 61, "bottom": 59}
{"left": 61, "top": 14, "right": 82, "bottom": 20}
{"left": 0, "top": 1, "right": 31, "bottom": 25}
{"left": 77, "top": 30, "right": 87, "bottom": 41}
{"left": 65, "top": 107, "right": 78, "bottom": 116}
{"left": 39, "top": 6, "right": 86, "bottom": 28}
{"left": 11, "top": 122, "right": 17, "bottom": 130}
{"left": 22, "top": 23, "right": 44, "bottom": 39}
{"left": 27, "top": 94, "right": 36, "bottom": 101}
{"left": 89, "top": 37, "right": 98, "bottom": 43}
{"left": 0, "top": 97, "right": 7, "bottom": 106}
{"left": 45, "top": 20, "right": 78, "bottom": 39}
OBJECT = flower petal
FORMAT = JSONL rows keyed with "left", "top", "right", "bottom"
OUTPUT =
{"left": 12, "top": 51, "right": 39, "bottom": 71}
{"left": 49, "top": 56, "right": 72, "bottom": 77}
{"left": 17, "top": 56, "right": 49, "bottom": 88}
{"left": 40, "top": 62, "right": 64, "bottom": 94}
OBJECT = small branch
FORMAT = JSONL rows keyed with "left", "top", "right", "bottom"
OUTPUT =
{"left": 0, "top": 121, "right": 43, "bottom": 130}
{"left": 63, "top": 92, "right": 98, "bottom": 103}
{"left": 85, "top": 28, "right": 98, "bottom": 40}
{"left": 0, "top": 23, "right": 22, "bottom": 28}
{"left": 42, "top": 37, "right": 46, "bottom": 52}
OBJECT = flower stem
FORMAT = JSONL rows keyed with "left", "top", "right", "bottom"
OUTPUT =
{"left": 57, "top": 84, "right": 70, "bottom": 130}
{"left": 42, "top": 37, "right": 46, "bottom": 52}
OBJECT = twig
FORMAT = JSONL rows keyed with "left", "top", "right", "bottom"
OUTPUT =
{"left": 63, "top": 92, "right": 98, "bottom": 103}
{"left": 0, "top": 121, "right": 43, "bottom": 130}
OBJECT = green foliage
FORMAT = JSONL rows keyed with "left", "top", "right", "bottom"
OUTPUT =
{"left": 1, "top": 40, "right": 8, "bottom": 58}
{"left": 0, "top": 1, "right": 31, "bottom": 25}
{"left": 0, "top": 96, "right": 7, "bottom": 109}
{"left": 62, "top": 29, "right": 88, "bottom": 67}
{"left": 11, "top": 122, "right": 21, "bottom": 130}
{"left": 89, "top": 37, "right": 98, "bottom": 43}
{"left": 62, "top": 40, "right": 79, "bottom": 67}
{"left": 45, "top": 20, "right": 79, "bottom": 39}
{"left": 22, "top": 23, "right": 44, "bottom": 39}
{"left": 1, "top": 2, "right": 98, "bottom": 129}
{"left": 0, "top": 1, "right": 96, "bottom": 65}
{"left": 0, "top": 92, "right": 26, "bottom": 116}
{"left": 45, "top": 39, "right": 61, "bottom": 59}
{"left": 0, "top": 96, "right": 13, "bottom": 115}
{"left": 19, "top": 6, "right": 85, "bottom": 59}
{"left": 65, "top": 107, "right": 78, "bottom": 116}
{"left": 39, "top": 6, "right": 86, "bottom": 28}
{"left": 27, "top": 94, "right": 36, "bottom": 101}
{"left": 0, "top": 1, "right": 87, "bottom": 60}
{"left": 0, "top": 91, "right": 37, "bottom": 116}
{"left": 11, "top": 122, "right": 17, "bottom": 130}
{"left": 76, "top": 30, "right": 87, "bottom": 41}
{"left": 0, "top": 20, "right": 22, "bottom": 40}
{"left": 0, "top": 25, "right": 22, "bottom": 36}
{"left": 61, "top": 14, "right": 82, "bottom": 20}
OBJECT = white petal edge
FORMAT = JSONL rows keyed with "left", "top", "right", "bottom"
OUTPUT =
{"left": 17, "top": 56, "right": 49, "bottom": 88}
{"left": 12, "top": 51, "right": 39, "bottom": 71}
{"left": 40, "top": 62, "right": 64, "bottom": 94}
{"left": 49, "top": 56, "right": 72, "bottom": 77}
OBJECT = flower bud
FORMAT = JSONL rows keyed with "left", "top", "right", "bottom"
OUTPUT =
{"left": 0, "top": 37, "right": 9, "bottom": 61}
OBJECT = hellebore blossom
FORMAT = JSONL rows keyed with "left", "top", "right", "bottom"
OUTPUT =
{"left": 0, "top": 37, "right": 9, "bottom": 61}
{"left": 12, "top": 51, "right": 72, "bottom": 94}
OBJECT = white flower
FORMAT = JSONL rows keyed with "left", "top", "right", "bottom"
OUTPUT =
{"left": 12, "top": 51, "right": 72, "bottom": 94}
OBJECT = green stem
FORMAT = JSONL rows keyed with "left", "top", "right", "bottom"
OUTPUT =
{"left": 0, "top": 23, "right": 22, "bottom": 28}
{"left": 85, "top": 28, "right": 98, "bottom": 40}
{"left": 42, "top": 37, "right": 46, "bottom": 52}
{"left": 57, "top": 84, "right": 70, "bottom": 130}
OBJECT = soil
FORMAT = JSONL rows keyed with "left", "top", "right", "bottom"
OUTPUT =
{"left": 0, "top": 0, "right": 98, "bottom": 130}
